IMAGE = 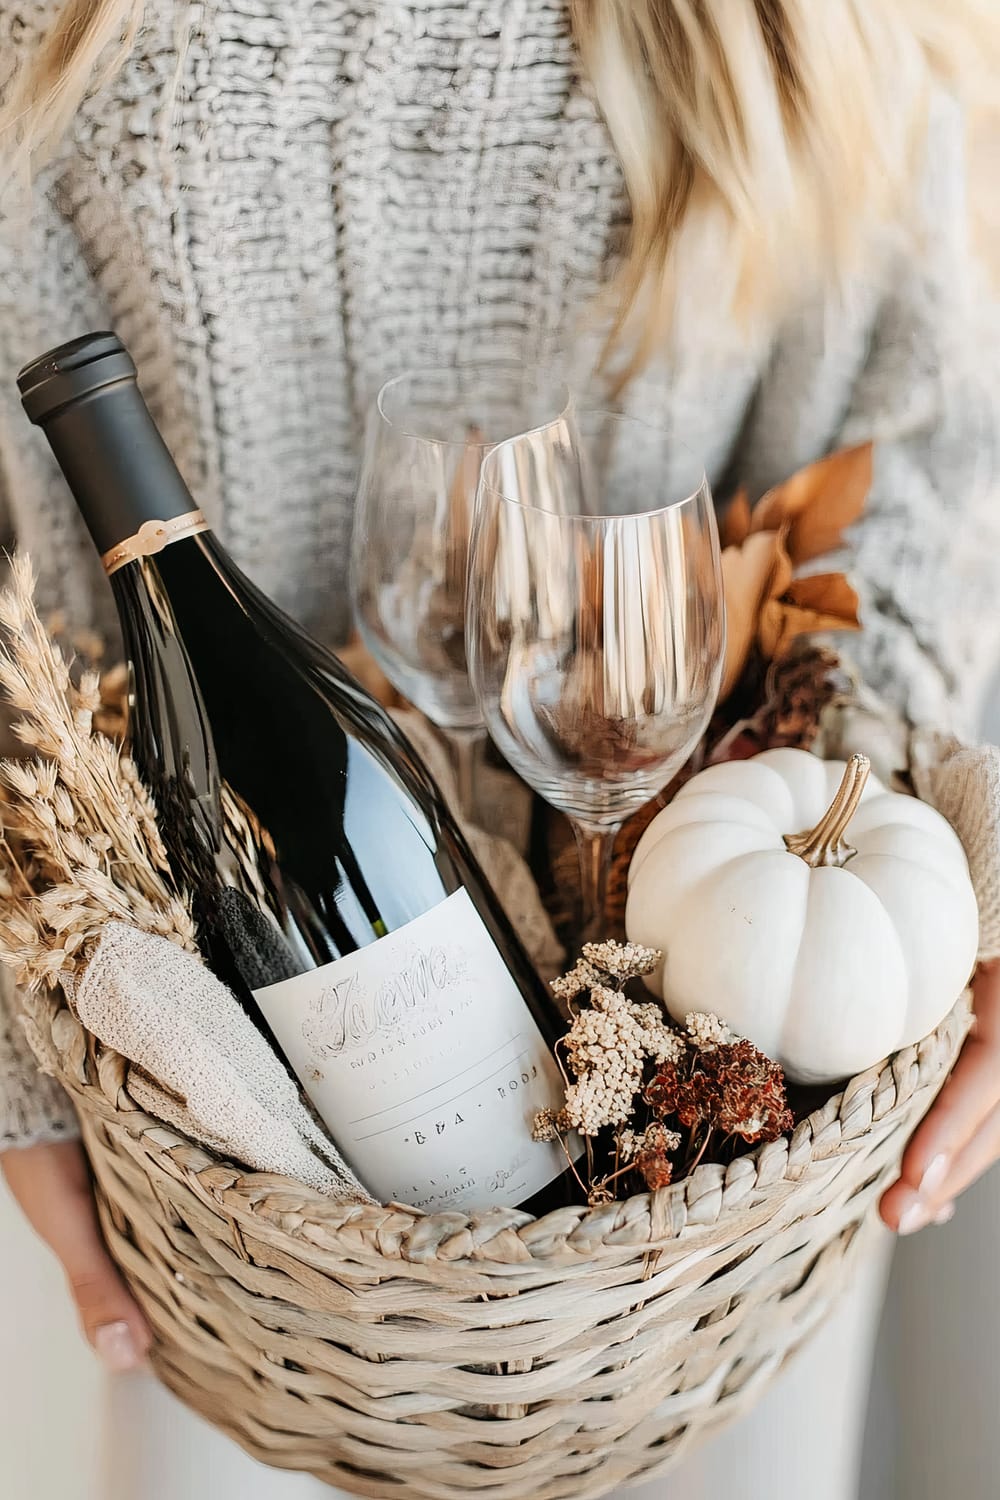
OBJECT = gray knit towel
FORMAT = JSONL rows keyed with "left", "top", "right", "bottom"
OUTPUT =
{"left": 75, "top": 921, "right": 375, "bottom": 1201}
{"left": 911, "top": 732, "right": 1000, "bottom": 961}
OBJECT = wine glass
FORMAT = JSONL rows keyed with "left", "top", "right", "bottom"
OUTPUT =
{"left": 350, "top": 367, "right": 571, "bottom": 815}
{"left": 466, "top": 409, "right": 725, "bottom": 940}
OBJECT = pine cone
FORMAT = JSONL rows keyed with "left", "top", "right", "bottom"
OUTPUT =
{"left": 755, "top": 646, "right": 843, "bottom": 750}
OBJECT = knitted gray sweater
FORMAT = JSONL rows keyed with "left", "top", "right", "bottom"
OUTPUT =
{"left": 2, "top": 3, "right": 999, "bottom": 1147}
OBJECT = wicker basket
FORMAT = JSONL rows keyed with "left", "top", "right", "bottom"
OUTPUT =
{"left": 33, "top": 980, "right": 969, "bottom": 1500}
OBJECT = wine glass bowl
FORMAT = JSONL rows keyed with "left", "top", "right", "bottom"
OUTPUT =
{"left": 350, "top": 367, "right": 571, "bottom": 734}
{"left": 466, "top": 410, "right": 724, "bottom": 933}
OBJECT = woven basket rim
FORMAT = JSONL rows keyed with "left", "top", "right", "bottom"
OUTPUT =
{"left": 46, "top": 987, "right": 971, "bottom": 1267}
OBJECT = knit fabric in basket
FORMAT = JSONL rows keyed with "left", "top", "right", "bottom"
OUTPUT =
{"left": 911, "top": 734, "right": 1000, "bottom": 959}
{"left": 74, "top": 921, "right": 372, "bottom": 1201}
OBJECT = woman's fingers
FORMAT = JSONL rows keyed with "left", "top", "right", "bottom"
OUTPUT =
{"left": 63, "top": 1238, "right": 152, "bottom": 1370}
{"left": 2, "top": 1138, "right": 151, "bottom": 1369}
{"left": 879, "top": 1034, "right": 998, "bottom": 1229}
{"left": 898, "top": 1031, "right": 998, "bottom": 1188}
{"left": 880, "top": 961, "right": 1000, "bottom": 1234}
{"left": 922, "top": 1100, "right": 1000, "bottom": 1208}
{"left": 882, "top": 1106, "right": 1000, "bottom": 1235}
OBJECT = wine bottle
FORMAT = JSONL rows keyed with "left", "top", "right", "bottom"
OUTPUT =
{"left": 19, "top": 332, "right": 579, "bottom": 1216}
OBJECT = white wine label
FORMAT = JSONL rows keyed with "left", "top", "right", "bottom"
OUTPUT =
{"left": 253, "top": 888, "right": 571, "bottom": 1213}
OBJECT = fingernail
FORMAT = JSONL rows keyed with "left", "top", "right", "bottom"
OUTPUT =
{"left": 898, "top": 1201, "right": 930, "bottom": 1236}
{"left": 934, "top": 1202, "right": 956, "bottom": 1226}
{"left": 919, "top": 1153, "right": 950, "bottom": 1198}
{"left": 95, "top": 1320, "right": 141, "bottom": 1372}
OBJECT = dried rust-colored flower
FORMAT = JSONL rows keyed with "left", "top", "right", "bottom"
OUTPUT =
{"left": 635, "top": 1122, "right": 680, "bottom": 1191}
{"left": 707, "top": 1040, "right": 794, "bottom": 1142}
{"left": 647, "top": 1038, "right": 793, "bottom": 1144}
{"left": 636, "top": 1148, "right": 673, "bottom": 1192}
{"left": 644, "top": 1059, "right": 682, "bottom": 1121}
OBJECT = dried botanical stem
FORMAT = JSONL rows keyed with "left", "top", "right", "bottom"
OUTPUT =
{"left": 557, "top": 1133, "right": 589, "bottom": 1198}
{"left": 686, "top": 1127, "right": 715, "bottom": 1175}
{"left": 118, "top": 755, "right": 171, "bottom": 873}
{"left": 592, "top": 1159, "right": 634, "bottom": 1191}
{"left": 0, "top": 554, "right": 198, "bottom": 991}
{"left": 0, "top": 833, "right": 36, "bottom": 903}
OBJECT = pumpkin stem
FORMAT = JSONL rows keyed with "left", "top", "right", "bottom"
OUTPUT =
{"left": 784, "top": 754, "right": 872, "bottom": 868}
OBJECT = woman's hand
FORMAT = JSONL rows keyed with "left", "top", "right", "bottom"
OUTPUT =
{"left": 881, "top": 960, "right": 1000, "bottom": 1234}
{"left": 2, "top": 1137, "right": 151, "bottom": 1370}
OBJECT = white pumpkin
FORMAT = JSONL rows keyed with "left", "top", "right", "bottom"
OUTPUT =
{"left": 625, "top": 747, "right": 978, "bottom": 1085}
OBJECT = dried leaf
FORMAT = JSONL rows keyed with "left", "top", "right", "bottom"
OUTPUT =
{"left": 758, "top": 573, "right": 862, "bottom": 659}
{"left": 770, "top": 527, "right": 794, "bottom": 598}
{"left": 784, "top": 572, "right": 862, "bottom": 621}
{"left": 720, "top": 530, "right": 791, "bottom": 699}
{"left": 720, "top": 487, "right": 751, "bottom": 548}
{"left": 750, "top": 443, "right": 872, "bottom": 565}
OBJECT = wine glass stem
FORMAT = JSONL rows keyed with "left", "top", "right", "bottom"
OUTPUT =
{"left": 572, "top": 820, "right": 618, "bottom": 944}
{"left": 448, "top": 727, "right": 485, "bottom": 822}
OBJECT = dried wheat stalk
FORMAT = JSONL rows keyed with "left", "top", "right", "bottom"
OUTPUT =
{"left": 0, "top": 555, "right": 196, "bottom": 992}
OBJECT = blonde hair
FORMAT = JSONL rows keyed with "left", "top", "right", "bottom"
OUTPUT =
{"left": 3, "top": 0, "right": 998, "bottom": 376}
{"left": 1, "top": 0, "right": 143, "bottom": 174}
{"left": 571, "top": 0, "right": 1000, "bottom": 378}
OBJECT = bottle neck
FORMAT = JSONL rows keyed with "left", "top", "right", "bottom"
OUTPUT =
{"left": 38, "top": 380, "right": 206, "bottom": 564}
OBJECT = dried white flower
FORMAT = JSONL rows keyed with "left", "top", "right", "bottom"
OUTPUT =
{"left": 550, "top": 957, "right": 602, "bottom": 1003}
{"left": 632, "top": 1001, "right": 685, "bottom": 1064}
{"left": 619, "top": 1122, "right": 682, "bottom": 1163}
{"left": 556, "top": 974, "right": 686, "bottom": 1139}
{"left": 643, "top": 1122, "right": 682, "bottom": 1154}
{"left": 565, "top": 987, "right": 645, "bottom": 1077}
{"left": 562, "top": 1070, "right": 634, "bottom": 1133}
{"left": 686, "top": 1012, "right": 733, "bottom": 1050}
{"left": 581, "top": 939, "right": 661, "bottom": 982}
{"left": 532, "top": 1107, "right": 560, "bottom": 1142}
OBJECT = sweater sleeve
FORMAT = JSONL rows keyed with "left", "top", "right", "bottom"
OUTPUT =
{"left": 830, "top": 222, "right": 1000, "bottom": 736}
{"left": 0, "top": 466, "right": 80, "bottom": 1150}
{"left": 0, "top": 969, "right": 78, "bottom": 1149}
{"left": 736, "top": 95, "right": 1000, "bottom": 736}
